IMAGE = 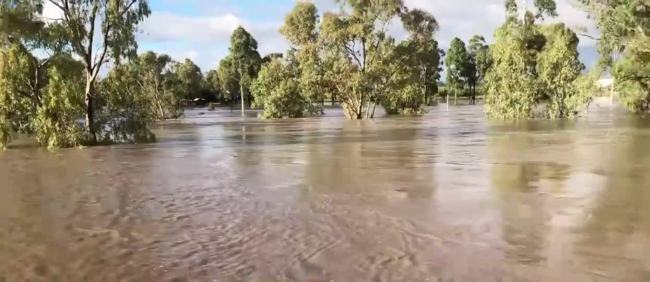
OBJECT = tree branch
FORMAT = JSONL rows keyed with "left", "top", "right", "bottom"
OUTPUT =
{"left": 86, "top": 0, "right": 100, "bottom": 72}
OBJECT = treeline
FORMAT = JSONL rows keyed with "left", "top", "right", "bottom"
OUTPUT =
{"left": 0, "top": 0, "right": 648, "bottom": 150}
{"left": 0, "top": 0, "right": 225, "bottom": 149}
{"left": 251, "top": 1, "right": 444, "bottom": 119}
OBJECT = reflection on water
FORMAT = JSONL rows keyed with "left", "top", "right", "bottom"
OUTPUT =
{"left": 1, "top": 106, "right": 649, "bottom": 281}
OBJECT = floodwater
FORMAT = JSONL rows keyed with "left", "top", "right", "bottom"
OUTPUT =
{"left": 1, "top": 105, "right": 649, "bottom": 281}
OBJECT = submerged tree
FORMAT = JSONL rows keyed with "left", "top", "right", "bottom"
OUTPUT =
{"left": 468, "top": 35, "right": 492, "bottom": 103}
{"left": 484, "top": 17, "right": 542, "bottom": 119}
{"left": 538, "top": 24, "right": 586, "bottom": 118}
{"left": 252, "top": 58, "right": 309, "bottom": 118}
{"left": 252, "top": 1, "right": 324, "bottom": 119}
{"left": 204, "top": 69, "right": 222, "bottom": 102}
{"left": 221, "top": 26, "right": 261, "bottom": 116}
{"left": 33, "top": 60, "right": 85, "bottom": 149}
{"left": 173, "top": 58, "right": 204, "bottom": 101}
{"left": 485, "top": 0, "right": 589, "bottom": 119}
{"left": 0, "top": 0, "right": 66, "bottom": 148}
{"left": 445, "top": 38, "right": 471, "bottom": 103}
{"left": 102, "top": 51, "right": 183, "bottom": 121}
{"left": 281, "top": 1, "right": 326, "bottom": 111}
{"left": 399, "top": 8, "right": 442, "bottom": 107}
{"left": 579, "top": 0, "right": 649, "bottom": 113}
{"left": 319, "top": 0, "right": 401, "bottom": 119}
{"left": 46, "top": 0, "right": 151, "bottom": 143}
{"left": 319, "top": 0, "right": 440, "bottom": 119}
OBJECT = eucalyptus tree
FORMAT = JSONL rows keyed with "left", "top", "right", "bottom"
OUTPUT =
{"left": 204, "top": 69, "right": 222, "bottom": 102}
{"left": 222, "top": 26, "right": 261, "bottom": 116}
{"left": 217, "top": 56, "right": 238, "bottom": 105}
{"left": 278, "top": 1, "right": 325, "bottom": 115}
{"left": 252, "top": 58, "right": 309, "bottom": 118}
{"left": 0, "top": 1, "right": 91, "bottom": 149}
{"left": 173, "top": 58, "right": 203, "bottom": 101}
{"left": 468, "top": 35, "right": 491, "bottom": 103}
{"left": 538, "top": 24, "right": 586, "bottom": 118}
{"left": 33, "top": 55, "right": 85, "bottom": 149}
{"left": 484, "top": 17, "right": 542, "bottom": 119}
{"left": 320, "top": 0, "right": 411, "bottom": 119}
{"left": 579, "top": 0, "right": 649, "bottom": 112}
{"left": 485, "top": 0, "right": 588, "bottom": 119}
{"left": 445, "top": 38, "right": 471, "bottom": 104}
{"left": 0, "top": 0, "right": 63, "bottom": 147}
{"left": 400, "top": 8, "right": 442, "bottom": 106}
{"left": 45, "top": 0, "right": 151, "bottom": 143}
{"left": 115, "top": 51, "right": 183, "bottom": 119}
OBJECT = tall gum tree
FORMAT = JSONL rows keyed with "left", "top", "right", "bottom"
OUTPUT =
{"left": 280, "top": 1, "right": 325, "bottom": 115}
{"left": 320, "top": 0, "right": 414, "bottom": 119}
{"left": 445, "top": 37, "right": 471, "bottom": 104}
{"left": 579, "top": 0, "right": 649, "bottom": 112}
{"left": 485, "top": 0, "right": 588, "bottom": 119}
{"left": 46, "top": 0, "right": 151, "bottom": 143}
{"left": 0, "top": 0, "right": 71, "bottom": 147}
{"left": 223, "top": 26, "right": 261, "bottom": 117}
{"left": 400, "top": 8, "right": 441, "bottom": 107}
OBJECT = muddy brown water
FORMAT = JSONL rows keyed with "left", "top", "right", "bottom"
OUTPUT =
{"left": 1, "top": 105, "right": 649, "bottom": 281}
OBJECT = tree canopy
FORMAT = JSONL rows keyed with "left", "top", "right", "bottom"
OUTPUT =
{"left": 45, "top": 0, "right": 151, "bottom": 142}
{"left": 580, "top": 0, "right": 649, "bottom": 113}
{"left": 220, "top": 26, "right": 261, "bottom": 116}
{"left": 484, "top": 1, "right": 589, "bottom": 119}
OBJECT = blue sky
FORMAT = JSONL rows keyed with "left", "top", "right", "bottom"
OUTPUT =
{"left": 45, "top": 0, "right": 599, "bottom": 72}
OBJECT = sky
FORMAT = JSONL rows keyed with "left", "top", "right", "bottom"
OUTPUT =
{"left": 44, "top": 0, "right": 599, "bottom": 72}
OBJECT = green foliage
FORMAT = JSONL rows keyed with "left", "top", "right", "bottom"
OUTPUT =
{"left": 505, "top": 0, "right": 558, "bottom": 20}
{"left": 217, "top": 56, "right": 239, "bottom": 104}
{"left": 401, "top": 8, "right": 442, "bottom": 106}
{"left": 220, "top": 27, "right": 262, "bottom": 111}
{"left": 580, "top": 0, "right": 649, "bottom": 113}
{"left": 97, "top": 65, "right": 156, "bottom": 144}
{"left": 281, "top": 2, "right": 326, "bottom": 115}
{"left": 445, "top": 38, "right": 471, "bottom": 93}
{"left": 614, "top": 36, "right": 650, "bottom": 112}
{"left": 47, "top": 0, "right": 151, "bottom": 141}
{"left": 320, "top": 0, "right": 402, "bottom": 119}
{"left": 173, "top": 58, "right": 204, "bottom": 101}
{"left": 33, "top": 66, "right": 84, "bottom": 149}
{"left": 280, "top": 2, "right": 319, "bottom": 46}
{"left": 468, "top": 35, "right": 492, "bottom": 96}
{"left": 319, "top": 0, "right": 440, "bottom": 118}
{"left": 538, "top": 24, "right": 585, "bottom": 118}
{"left": 0, "top": 44, "right": 36, "bottom": 145}
{"left": 204, "top": 69, "right": 222, "bottom": 102}
{"left": 124, "top": 52, "right": 184, "bottom": 119}
{"left": 484, "top": 21, "right": 540, "bottom": 119}
{"left": 579, "top": 0, "right": 648, "bottom": 67}
{"left": 252, "top": 58, "right": 317, "bottom": 118}
{"left": 485, "top": 12, "right": 589, "bottom": 119}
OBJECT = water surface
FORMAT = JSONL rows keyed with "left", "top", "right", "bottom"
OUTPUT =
{"left": 1, "top": 105, "right": 649, "bottom": 281}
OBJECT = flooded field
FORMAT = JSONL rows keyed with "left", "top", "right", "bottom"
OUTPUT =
{"left": 1, "top": 105, "right": 649, "bottom": 281}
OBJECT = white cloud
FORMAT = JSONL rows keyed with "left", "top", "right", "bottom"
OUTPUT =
{"left": 140, "top": 12, "right": 243, "bottom": 43}
{"left": 137, "top": 0, "right": 597, "bottom": 71}
{"left": 138, "top": 11, "right": 288, "bottom": 71}
{"left": 41, "top": 1, "right": 64, "bottom": 22}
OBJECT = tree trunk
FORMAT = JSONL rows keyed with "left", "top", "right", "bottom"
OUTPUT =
{"left": 85, "top": 78, "right": 97, "bottom": 144}
{"left": 240, "top": 82, "right": 245, "bottom": 117}
{"left": 424, "top": 82, "right": 429, "bottom": 106}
